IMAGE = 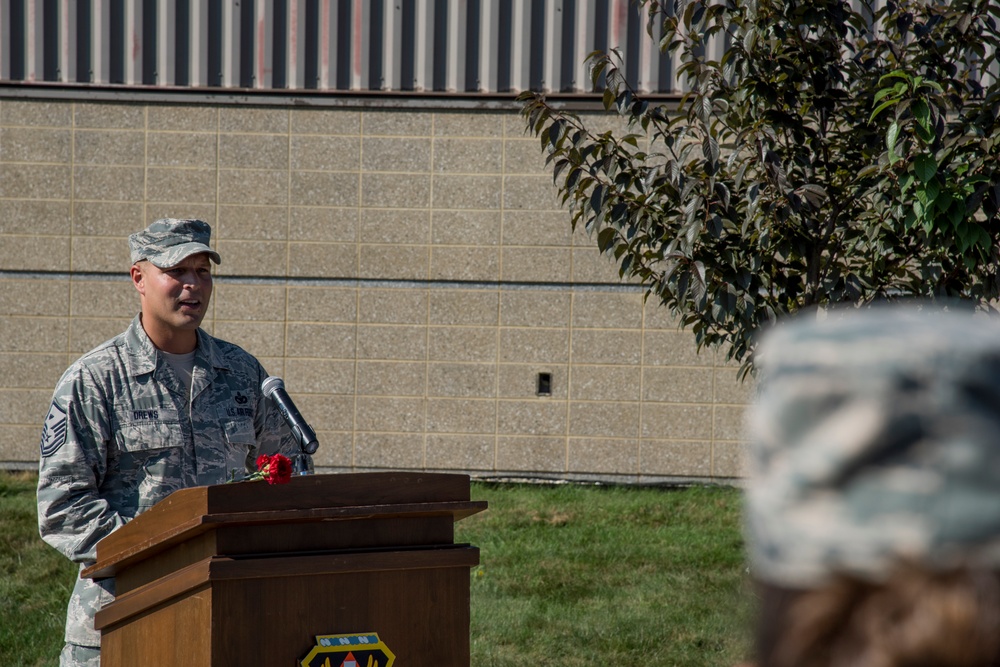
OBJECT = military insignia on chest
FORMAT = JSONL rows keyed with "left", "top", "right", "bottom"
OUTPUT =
{"left": 222, "top": 397, "right": 254, "bottom": 418}
{"left": 40, "top": 402, "right": 68, "bottom": 457}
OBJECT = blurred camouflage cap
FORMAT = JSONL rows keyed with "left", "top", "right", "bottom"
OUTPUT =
{"left": 745, "top": 304, "right": 1000, "bottom": 587}
{"left": 128, "top": 218, "right": 221, "bottom": 268}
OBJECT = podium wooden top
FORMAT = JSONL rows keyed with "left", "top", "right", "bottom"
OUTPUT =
{"left": 83, "top": 472, "right": 486, "bottom": 580}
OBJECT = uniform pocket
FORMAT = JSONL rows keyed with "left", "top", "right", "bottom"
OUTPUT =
{"left": 221, "top": 417, "right": 255, "bottom": 446}
{"left": 113, "top": 407, "right": 185, "bottom": 453}
{"left": 216, "top": 407, "right": 257, "bottom": 477}
{"left": 112, "top": 408, "right": 186, "bottom": 508}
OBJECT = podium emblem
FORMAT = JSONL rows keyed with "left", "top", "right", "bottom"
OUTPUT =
{"left": 300, "top": 633, "right": 396, "bottom": 667}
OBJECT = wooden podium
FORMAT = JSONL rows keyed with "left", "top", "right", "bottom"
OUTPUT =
{"left": 81, "top": 472, "right": 487, "bottom": 667}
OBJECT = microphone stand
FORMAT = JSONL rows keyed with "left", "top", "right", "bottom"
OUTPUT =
{"left": 290, "top": 423, "right": 317, "bottom": 476}
{"left": 293, "top": 451, "right": 315, "bottom": 476}
{"left": 261, "top": 376, "right": 319, "bottom": 476}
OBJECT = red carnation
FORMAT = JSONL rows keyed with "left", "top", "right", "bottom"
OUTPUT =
{"left": 227, "top": 453, "right": 295, "bottom": 485}
{"left": 268, "top": 453, "right": 293, "bottom": 484}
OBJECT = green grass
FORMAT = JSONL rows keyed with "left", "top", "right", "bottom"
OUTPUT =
{"left": 1, "top": 473, "right": 751, "bottom": 667}
{"left": 0, "top": 472, "right": 78, "bottom": 667}
{"left": 460, "top": 483, "right": 752, "bottom": 667}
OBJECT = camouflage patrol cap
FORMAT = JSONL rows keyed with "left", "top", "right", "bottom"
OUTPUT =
{"left": 128, "top": 218, "right": 221, "bottom": 268}
{"left": 746, "top": 304, "right": 1000, "bottom": 587}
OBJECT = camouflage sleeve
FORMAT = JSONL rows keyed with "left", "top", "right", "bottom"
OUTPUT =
{"left": 37, "top": 364, "right": 125, "bottom": 564}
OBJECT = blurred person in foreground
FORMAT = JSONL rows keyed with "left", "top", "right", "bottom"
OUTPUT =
{"left": 36, "top": 219, "right": 297, "bottom": 667}
{"left": 744, "top": 304, "right": 1000, "bottom": 667}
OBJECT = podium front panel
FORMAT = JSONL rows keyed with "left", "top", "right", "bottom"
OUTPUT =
{"left": 100, "top": 549, "right": 478, "bottom": 667}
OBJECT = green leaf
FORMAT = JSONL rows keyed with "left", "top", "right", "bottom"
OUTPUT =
{"left": 975, "top": 225, "right": 991, "bottom": 250}
{"left": 873, "top": 87, "right": 897, "bottom": 103}
{"left": 912, "top": 100, "right": 932, "bottom": 134}
{"left": 878, "top": 69, "right": 911, "bottom": 86}
{"left": 591, "top": 184, "right": 606, "bottom": 213}
{"left": 548, "top": 120, "right": 564, "bottom": 146}
{"left": 933, "top": 190, "right": 953, "bottom": 214}
{"left": 924, "top": 178, "right": 941, "bottom": 205}
{"left": 948, "top": 202, "right": 965, "bottom": 229}
{"left": 919, "top": 79, "right": 944, "bottom": 94}
{"left": 702, "top": 135, "right": 720, "bottom": 164}
{"left": 597, "top": 227, "right": 617, "bottom": 252}
{"left": 900, "top": 173, "right": 914, "bottom": 193}
{"left": 869, "top": 99, "right": 897, "bottom": 124}
{"left": 691, "top": 261, "right": 707, "bottom": 305}
{"left": 714, "top": 182, "right": 731, "bottom": 209}
{"left": 956, "top": 224, "right": 972, "bottom": 252}
{"left": 602, "top": 88, "right": 615, "bottom": 111}
{"left": 887, "top": 121, "right": 900, "bottom": 162}
{"left": 734, "top": 161, "right": 749, "bottom": 191}
{"left": 914, "top": 154, "right": 937, "bottom": 182}
{"left": 798, "top": 184, "right": 827, "bottom": 209}
{"left": 915, "top": 123, "right": 935, "bottom": 144}
{"left": 566, "top": 167, "right": 582, "bottom": 191}
{"left": 698, "top": 96, "right": 712, "bottom": 124}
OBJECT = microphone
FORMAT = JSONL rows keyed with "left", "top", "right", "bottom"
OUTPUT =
{"left": 261, "top": 376, "right": 319, "bottom": 455}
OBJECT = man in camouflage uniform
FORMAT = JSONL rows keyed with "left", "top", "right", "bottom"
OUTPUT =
{"left": 741, "top": 305, "right": 1000, "bottom": 666}
{"left": 745, "top": 304, "right": 1000, "bottom": 587}
{"left": 37, "top": 219, "right": 297, "bottom": 667}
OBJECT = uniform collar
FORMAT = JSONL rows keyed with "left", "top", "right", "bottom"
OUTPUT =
{"left": 125, "top": 314, "right": 230, "bottom": 376}
{"left": 194, "top": 326, "right": 229, "bottom": 372}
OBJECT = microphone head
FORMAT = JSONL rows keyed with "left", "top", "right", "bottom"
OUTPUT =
{"left": 261, "top": 376, "right": 285, "bottom": 398}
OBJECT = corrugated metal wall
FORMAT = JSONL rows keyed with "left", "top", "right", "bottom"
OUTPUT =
{"left": 4, "top": 1, "right": 993, "bottom": 97}
{"left": 0, "top": 0, "right": 696, "bottom": 94}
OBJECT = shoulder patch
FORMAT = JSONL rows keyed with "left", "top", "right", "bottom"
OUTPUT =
{"left": 40, "top": 402, "right": 68, "bottom": 458}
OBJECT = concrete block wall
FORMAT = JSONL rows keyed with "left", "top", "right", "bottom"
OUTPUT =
{"left": 0, "top": 97, "right": 752, "bottom": 483}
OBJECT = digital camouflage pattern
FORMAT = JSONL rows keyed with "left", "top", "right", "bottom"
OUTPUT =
{"left": 59, "top": 644, "right": 100, "bottom": 667}
{"left": 746, "top": 305, "right": 1000, "bottom": 588}
{"left": 37, "top": 315, "right": 296, "bottom": 648}
{"left": 127, "top": 218, "right": 221, "bottom": 268}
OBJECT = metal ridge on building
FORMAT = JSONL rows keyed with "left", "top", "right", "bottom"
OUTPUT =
{"left": 0, "top": 0, "right": 700, "bottom": 95}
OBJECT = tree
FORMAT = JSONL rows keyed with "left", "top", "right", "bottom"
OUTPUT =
{"left": 521, "top": 0, "right": 1000, "bottom": 376}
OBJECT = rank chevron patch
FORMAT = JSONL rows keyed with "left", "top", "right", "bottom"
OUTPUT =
{"left": 40, "top": 402, "right": 68, "bottom": 457}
